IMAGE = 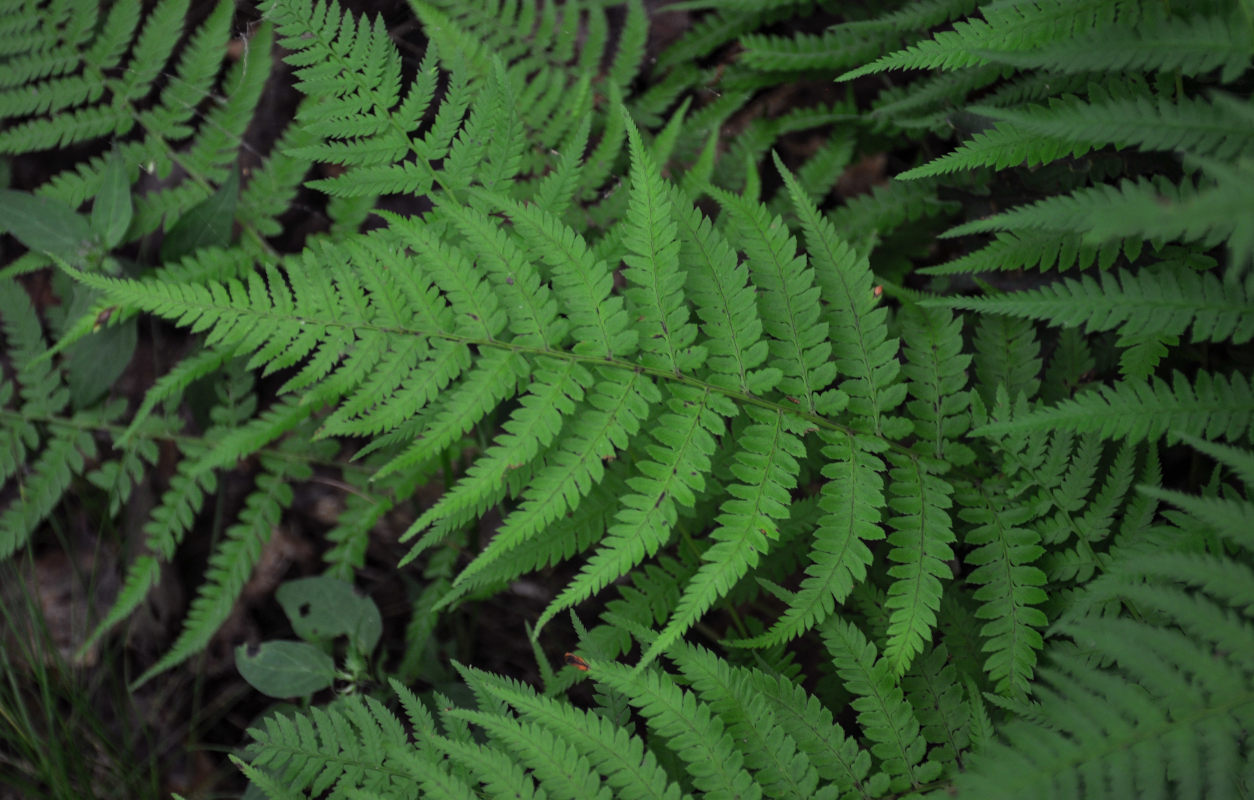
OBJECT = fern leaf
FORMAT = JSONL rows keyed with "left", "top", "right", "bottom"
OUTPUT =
{"left": 671, "top": 185, "right": 776, "bottom": 395}
{"left": 710, "top": 187, "right": 835, "bottom": 414}
{"left": 899, "top": 305, "right": 973, "bottom": 464}
{"left": 492, "top": 193, "right": 638, "bottom": 358}
{"left": 821, "top": 616, "right": 940, "bottom": 792}
{"left": 638, "top": 408, "right": 804, "bottom": 667}
{"left": 883, "top": 452, "right": 956, "bottom": 676}
{"left": 591, "top": 661, "right": 766, "bottom": 800}
{"left": 669, "top": 642, "right": 825, "bottom": 800}
{"left": 750, "top": 431, "right": 886, "bottom": 647}
{"left": 537, "top": 384, "right": 732, "bottom": 635}
{"left": 450, "top": 370, "right": 658, "bottom": 590}
{"left": 451, "top": 709, "right": 610, "bottom": 799}
{"left": 974, "top": 370, "right": 1254, "bottom": 445}
{"left": 922, "top": 229, "right": 1124, "bottom": 275}
{"left": 78, "top": 464, "right": 217, "bottom": 656}
{"left": 937, "top": 268, "right": 1254, "bottom": 344}
{"left": 456, "top": 663, "right": 684, "bottom": 800}
{"left": 775, "top": 155, "right": 905, "bottom": 433}
{"left": 901, "top": 644, "right": 971, "bottom": 767}
{"left": 621, "top": 113, "right": 704, "bottom": 374}
{"left": 973, "top": 11, "right": 1253, "bottom": 81}
{"left": 133, "top": 454, "right": 309, "bottom": 687}
{"left": 957, "top": 485, "right": 1046, "bottom": 696}
{"left": 839, "top": 0, "right": 1155, "bottom": 80}
{"left": 400, "top": 359, "right": 593, "bottom": 556}
{"left": 748, "top": 669, "right": 886, "bottom": 798}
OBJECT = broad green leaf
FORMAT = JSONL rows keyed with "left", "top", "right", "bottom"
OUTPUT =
{"left": 91, "top": 155, "right": 134, "bottom": 249}
{"left": 0, "top": 189, "right": 93, "bottom": 261}
{"left": 235, "top": 640, "right": 335, "bottom": 698}
{"left": 276, "top": 575, "right": 383, "bottom": 654}
{"left": 160, "top": 168, "right": 239, "bottom": 261}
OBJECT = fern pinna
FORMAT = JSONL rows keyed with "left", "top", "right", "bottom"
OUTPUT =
{"left": 2, "top": 0, "right": 1253, "bottom": 797}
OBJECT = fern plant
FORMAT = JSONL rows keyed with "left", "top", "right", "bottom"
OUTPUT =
{"left": 1, "top": 0, "right": 1252, "bottom": 797}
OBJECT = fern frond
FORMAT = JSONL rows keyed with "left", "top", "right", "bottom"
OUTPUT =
{"left": 671, "top": 186, "right": 777, "bottom": 395}
{"left": 639, "top": 407, "right": 805, "bottom": 666}
{"left": 456, "top": 663, "right": 684, "bottom": 800}
{"left": 668, "top": 642, "right": 827, "bottom": 800}
{"left": 974, "top": 370, "right": 1254, "bottom": 445}
{"left": 922, "top": 229, "right": 1124, "bottom": 275}
{"left": 776, "top": 156, "right": 905, "bottom": 435}
{"left": 899, "top": 305, "right": 972, "bottom": 464}
{"left": 839, "top": 0, "right": 1162, "bottom": 80}
{"left": 592, "top": 661, "right": 767, "bottom": 799}
{"left": 710, "top": 187, "right": 835, "bottom": 415}
{"left": 821, "top": 616, "right": 940, "bottom": 792}
{"left": 449, "top": 371, "right": 658, "bottom": 590}
{"left": 883, "top": 452, "right": 956, "bottom": 676}
{"left": 247, "top": 696, "right": 423, "bottom": 796}
{"left": 748, "top": 431, "right": 885, "bottom": 648}
{"left": 933, "top": 267, "right": 1254, "bottom": 345}
{"left": 973, "top": 11, "right": 1253, "bottom": 81}
{"left": 537, "top": 384, "right": 731, "bottom": 635}
{"left": 133, "top": 448, "right": 313, "bottom": 686}
{"left": 748, "top": 668, "right": 885, "bottom": 798}
{"left": 901, "top": 643, "right": 971, "bottom": 767}
{"left": 956, "top": 484, "right": 1046, "bottom": 696}
{"left": 621, "top": 114, "right": 704, "bottom": 374}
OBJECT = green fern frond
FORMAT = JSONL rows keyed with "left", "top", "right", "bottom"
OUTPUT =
{"left": 821, "top": 616, "right": 940, "bottom": 792}
{"left": 839, "top": 0, "right": 1163, "bottom": 80}
{"left": 133, "top": 448, "right": 313, "bottom": 687}
{"left": 537, "top": 384, "right": 730, "bottom": 635}
{"left": 455, "top": 664, "right": 684, "bottom": 800}
{"left": 956, "top": 446, "right": 1254, "bottom": 798}
{"left": 592, "top": 660, "right": 767, "bottom": 799}
{"left": 956, "top": 484, "right": 1046, "bottom": 696}
{"left": 668, "top": 642, "right": 829, "bottom": 800}
{"left": 905, "top": 92, "right": 1254, "bottom": 180}
{"left": 972, "top": 11, "right": 1253, "bottom": 81}
{"left": 975, "top": 370, "right": 1254, "bottom": 445}
{"left": 747, "top": 431, "right": 885, "bottom": 648}
{"left": 639, "top": 407, "right": 805, "bottom": 666}
{"left": 710, "top": 187, "right": 835, "bottom": 415}
{"left": 921, "top": 229, "right": 1125, "bottom": 275}
{"left": 933, "top": 268, "right": 1254, "bottom": 345}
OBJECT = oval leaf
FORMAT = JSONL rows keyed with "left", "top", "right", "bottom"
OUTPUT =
{"left": 276, "top": 575, "right": 383, "bottom": 654}
{"left": 236, "top": 640, "right": 335, "bottom": 698}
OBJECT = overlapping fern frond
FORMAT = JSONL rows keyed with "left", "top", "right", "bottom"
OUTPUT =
{"left": 3, "top": 0, "right": 1253, "bottom": 798}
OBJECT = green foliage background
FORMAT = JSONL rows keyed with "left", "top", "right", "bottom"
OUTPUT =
{"left": 1, "top": 0, "right": 1252, "bottom": 797}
